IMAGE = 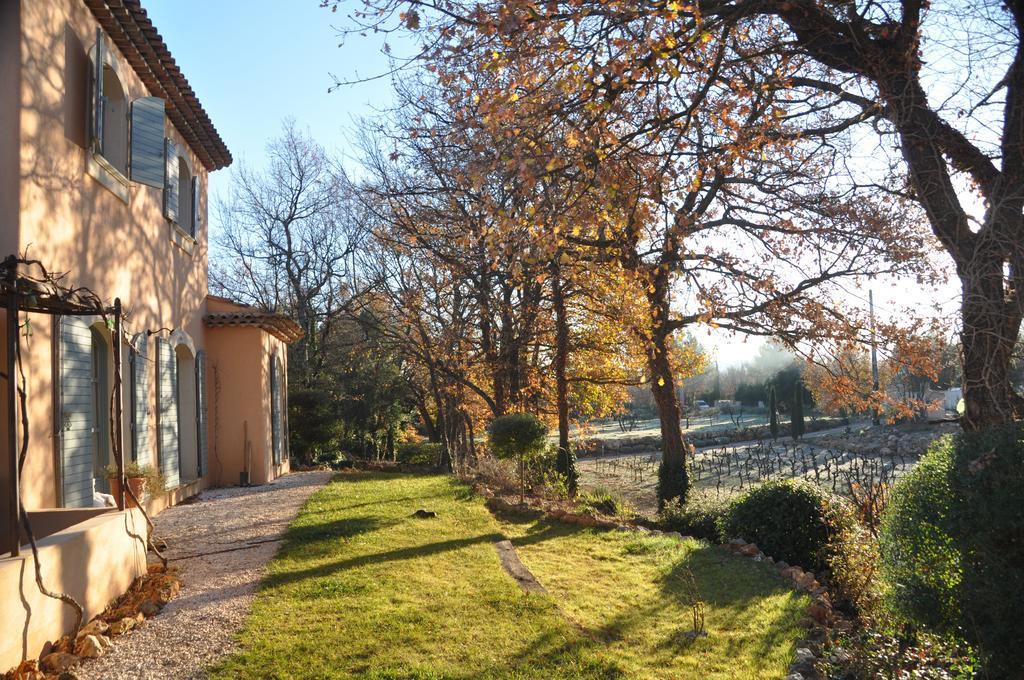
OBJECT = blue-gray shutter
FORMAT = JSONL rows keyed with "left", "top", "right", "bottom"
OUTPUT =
{"left": 281, "top": 357, "right": 290, "bottom": 462}
{"left": 59, "top": 317, "right": 95, "bottom": 508}
{"left": 131, "top": 332, "right": 150, "bottom": 463}
{"left": 129, "top": 97, "right": 166, "bottom": 188}
{"left": 270, "top": 354, "right": 281, "bottom": 465}
{"left": 190, "top": 176, "right": 200, "bottom": 236}
{"left": 163, "top": 138, "right": 179, "bottom": 223}
{"left": 156, "top": 338, "right": 180, "bottom": 488}
{"left": 91, "top": 28, "right": 104, "bottom": 155}
{"left": 196, "top": 351, "right": 208, "bottom": 477}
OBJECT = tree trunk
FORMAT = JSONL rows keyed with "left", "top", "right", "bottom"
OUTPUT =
{"left": 551, "top": 262, "right": 577, "bottom": 494}
{"left": 645, "top": 277, "right": 687, "bottom": 507}
{"left": 960, "top": 256, "right": 1024, "bottom": 430}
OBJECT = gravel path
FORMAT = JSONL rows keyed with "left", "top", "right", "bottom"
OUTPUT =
{"left": 79, "top": 471, "right": 333, "bottom": 680}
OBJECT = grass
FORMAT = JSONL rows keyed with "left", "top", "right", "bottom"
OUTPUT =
{"left": 211, "top": 473, "right": 808, "bottom": 679}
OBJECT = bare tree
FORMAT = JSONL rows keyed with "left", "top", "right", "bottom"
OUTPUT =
{"left": 212, "top": 120, "right": 365, "bottom": 386}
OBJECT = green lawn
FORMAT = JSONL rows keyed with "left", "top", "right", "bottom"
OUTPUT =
{"left": 211, "top": 473, "right": 807, "bottom": 679}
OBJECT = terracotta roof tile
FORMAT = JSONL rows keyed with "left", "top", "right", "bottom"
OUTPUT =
{"left": 85, "top": 0, "right": 232, "bottom": 170}
{"left": 204, "top": 312, "right": 305, "bottom": 344}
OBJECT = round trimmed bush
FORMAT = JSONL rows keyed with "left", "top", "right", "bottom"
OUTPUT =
{"left": 880, "top": 427, "right": 1024, "bottom": 676}
{"left": 878, "top": 436, "right": 959, "bottom": 633}
{"left": 950, "top": 426, "right": 1024, "bottom": 676}
{"left": 718, "top": 479, "right": 855, "bottom": 572}
{"left": 487, "top": 413, "right": 549, "bottom": 459}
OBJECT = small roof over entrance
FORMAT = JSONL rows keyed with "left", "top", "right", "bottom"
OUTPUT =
{"left": 203, "top": 296, "right": 304, "bottom": 344}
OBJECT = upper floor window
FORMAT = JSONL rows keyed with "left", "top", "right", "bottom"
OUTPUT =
{"left": 164, "top": 142, "right": 199, "bottom": 238}
{"left": 89, "top": 29, "right": 168, "bottom": 201}
{"left": 87, "top": 28, "right": 201, "bottom": 242}
{"left": 98, "top": 65, "right": 128, "bottom": 175}
{"left": 178, "top": 156, "right": 195, "bottom": 236}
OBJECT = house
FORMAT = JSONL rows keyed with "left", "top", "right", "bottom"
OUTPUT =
{"left": 0, "top": 0, "right": 300, "bottom": 669}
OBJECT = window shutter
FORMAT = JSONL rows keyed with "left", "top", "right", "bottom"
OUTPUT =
{"left": 190, "top": 176, "right": 200, "bottom": 236}
{"left": 163, "top": 138, "right": 179, "bottom": 223}
{"left": 59, "top": 317, "right": 95, "bottom": 508}
{"left": 129, "top": 97, "right": 166, "bottom": 188}
{"left": 196, "top": 351, "right": 208, "bottom": 477}
{"left": 157, "top": 338, "right": 180, "bottom": 489}
{"left": 132, "top": 332, "right": 150, "bottom": 463}
{"left": 91, "top": 28, "right": 104, "bottom": 155}
{"left": 270, "top": 354, "right": 281, "bottom": 465}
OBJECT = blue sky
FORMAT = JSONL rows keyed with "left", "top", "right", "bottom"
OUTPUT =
{"left": 147, "top": 0, "right": 405, "bottom": 202}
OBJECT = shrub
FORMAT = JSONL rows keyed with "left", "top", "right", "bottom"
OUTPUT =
{"left": 315, "top": 450, "right": 341, "bottom": 467}
{"left": 880, "top": 427, "right": 1024, "bottom": 676}
{"left": 878, "top": 438, "right": 960, "bottom": 633}
{"left": 823, "top": 625, "right": 978, "bottom": 680}
{"left": 718, "top": 479, "right": 855, "bottom": 572}
{"left": 949, "top": 425, "right": 1024, "bottom": 677}
{"left": 659, "top": 490, "right": 728, "bottom": 542}
{"left": 397, "top": 441, "right": 441, "bottom": 466}
{"left": 288, "top": 388, "right": 341, "bottom": 465}
{"left": 827, "top": 521, "right": 884, "bottom": 617}
{"left": 578, "top": 487, "right": 633, "bottom": 518}
{"left": 487, "top": 413, "right": 549, "bottom": 503}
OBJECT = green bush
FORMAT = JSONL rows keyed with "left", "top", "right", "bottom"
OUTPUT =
{"left": 397, "top": 441, "right": 441, "bottom": 466}
{"left": 880, "top": 427, "right": 1024, "bottom": 676}
{"left": 315, "top": 450, "right": 341, "bottom": 467}
{"left": 718, "top": 479, "right": 854, "bottom": 572}
{"left": 488, "top": 413, "right": 549, "bottom": 502}
{"left": 878, "top": 437, "right": 960, "bottom": 633}
{"left": 488, "top": 413, "right": 549, "bottom": 459}
{"left": 951, "top": 426, "right": 1024, "bottom": 677}
{"left": 659, "top": 490, "right": 728, "bottom": 542}
{"left": 578, "top": 487, "right": 633, "bottom": 518}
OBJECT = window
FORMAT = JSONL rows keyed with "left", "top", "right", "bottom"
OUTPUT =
{"left": 177, "top": 156, "right": 194, "bottom": 236}
{"left": 164, "top": 141, "right": 199, "bottom": 240}
{"left": 99, "top": 65, "right": 128, "bottom": 175}
{"left": 89, "top": 29, "right": 167, "bottom": 201}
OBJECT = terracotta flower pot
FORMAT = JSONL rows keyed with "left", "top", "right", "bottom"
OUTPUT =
{"left": 109, "top": 476, "right": 147, "bottom": 508}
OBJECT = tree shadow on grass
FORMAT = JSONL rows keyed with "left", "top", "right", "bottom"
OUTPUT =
{"left": 275, "top": 515, "right": 402, "bottom": 561}
{"left": 653, "top": 543, "right": 807, "bottom": 663}
{"left": 484, "top": 521, "right": 806, "bottom": 678}
{"left": 264, "top": 532, "right": 509, "bottom": 590}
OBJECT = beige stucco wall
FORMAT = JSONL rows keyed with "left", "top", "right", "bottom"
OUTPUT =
{"left": 15, "top": 0, "right": 211, "bottom": 510}
{"left": 0, "top": 0, "right": 20, "bottom": 257}
{"left": 205, "top": 298, "right": 291, "bottom": 486}
{"left": 0, "top": 507, "right": 148, "bottom": 670}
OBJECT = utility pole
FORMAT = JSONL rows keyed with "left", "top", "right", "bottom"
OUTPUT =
{"left": 869, "top": 289, "right": 880, "bottom": 426}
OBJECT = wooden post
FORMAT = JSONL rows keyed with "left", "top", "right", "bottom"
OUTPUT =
{"left": 112, "top": 299, "right": 125, "bottom": 511}
{"left": 6, "top": 278, "right": 20, "bottom": 557}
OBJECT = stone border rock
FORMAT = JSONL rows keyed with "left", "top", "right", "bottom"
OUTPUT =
{"left": 2, "top": 565, "right": 184, "bottom": 679}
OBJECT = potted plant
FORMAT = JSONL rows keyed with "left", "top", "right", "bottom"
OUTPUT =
{"left": 103, "top": 462, "right": 155, "bottom": 508}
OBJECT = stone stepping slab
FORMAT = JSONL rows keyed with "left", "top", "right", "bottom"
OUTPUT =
{"left": 493, "top": 539, "right": 547, "bottom": 594}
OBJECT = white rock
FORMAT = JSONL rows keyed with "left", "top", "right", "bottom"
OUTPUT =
{"left": 74, "top": 634, "right": 105, "bottom": 658}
